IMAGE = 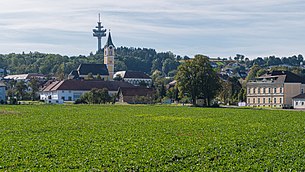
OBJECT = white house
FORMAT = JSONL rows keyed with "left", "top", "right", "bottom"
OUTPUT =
{"left": 40, "top": 80, "right": 134, "bottom": 103}
{"left": 292, "top": 94, "right": 305, "bottom": 109}
{"left": 114, "top": 71, "right": 152, "bottom": 87}
{"left": 0, "top": 81, "right": 6, "bottom": 103}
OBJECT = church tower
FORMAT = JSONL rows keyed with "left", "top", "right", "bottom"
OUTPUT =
{"left": 104, "top": 32, "right": 115, "bottom": 80}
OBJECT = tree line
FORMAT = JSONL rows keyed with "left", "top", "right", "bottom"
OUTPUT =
{"left": 0, "top": 47, "right": 184, "bottom": 78}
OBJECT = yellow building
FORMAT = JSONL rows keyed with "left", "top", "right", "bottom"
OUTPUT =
{"left": 247, "top": 71, "right": 305, "bottom": 108}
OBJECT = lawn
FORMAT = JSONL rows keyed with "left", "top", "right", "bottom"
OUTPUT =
{"left": 0, "top": 105, "right": 305, "bottom": 171}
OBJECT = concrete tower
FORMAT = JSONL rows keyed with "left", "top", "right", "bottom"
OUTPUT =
{"left": 104, "top": 32, "right": 115, "bottom": 80}
{"left": 93, "top": 14, "right": 107, "bottom": 53}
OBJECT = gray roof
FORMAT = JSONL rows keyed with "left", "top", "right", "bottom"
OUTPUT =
{"left": 77, "top": 64, "right": 109, "bottom": 76}
{"left": 293, "top": 94, "right": 305, "bottom": 99}
{"left": 115, "top": 71, "right": 151, "bottom": 79}
{"left": 105, "top": 32, "right": 115, "bottom": 47}
{"left": 251, "top": 71, "right": 305, "bottom": 84}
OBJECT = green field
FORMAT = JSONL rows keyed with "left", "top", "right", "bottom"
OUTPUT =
{"left": 1, "top": 105, "right": 305, "bottom": 171}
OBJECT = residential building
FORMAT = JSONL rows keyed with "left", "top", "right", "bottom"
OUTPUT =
{"left": 40, "top": 80, "right": 134, "bottom": 103}
{"left": 247, "top": 71, "right": 305, "bottom": 108}
{"left": 118, "top": 87, "right": 155, "bottom": 104}
{"left": 113, "top": 71, "right": 152, "bottom": 87}
{"left": 292, "top": 94, "right": 305, "bottom": 109}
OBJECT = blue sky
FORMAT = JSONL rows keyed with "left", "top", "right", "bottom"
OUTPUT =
{"left": 1, "top": 0, "right": 305, "bottom": 59}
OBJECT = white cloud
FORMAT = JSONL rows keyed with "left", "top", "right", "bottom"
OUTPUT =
{"left": 0, "top": 0, "right": 305, "bottom": 58}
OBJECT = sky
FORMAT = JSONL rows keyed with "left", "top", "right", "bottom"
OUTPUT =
{"left": 1, "top": 0, "right": 305, "bottom": 59}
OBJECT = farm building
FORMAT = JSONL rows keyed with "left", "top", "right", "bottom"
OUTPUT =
{"left": 118, "top": 87, "right": 155, "bottom": 104}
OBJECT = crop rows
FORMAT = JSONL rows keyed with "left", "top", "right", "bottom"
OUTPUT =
{"left": 0, "top": 105, "right": 305, "bottom": 171}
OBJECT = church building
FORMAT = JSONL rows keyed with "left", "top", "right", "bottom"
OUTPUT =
{"left": 68, "top": 32, "right": 115, "bottom": 80}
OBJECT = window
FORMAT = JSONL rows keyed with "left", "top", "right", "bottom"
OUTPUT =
{"left": 248, "top": 88, "right": 250, "bottom": 94}
{"left": 302, "top": 89, "right": 304, "bottom": 94}
{"left": 248, "top": 98, "right": 250, "bottom": 103}
{"left": 274, "top": 98, "right": 277, "bottom": 104}
{"left": 302, "top": 102, "right": 304, "bottom": 106}
{"left": 268, "top": 88, "right": 271, "bottom": 94}
{"left": 296, "top": 102, "right": 299, "bottom": 106}
{"left": 253, "top": 88, "right": 256, "bottom": 94}
{"left": 253, "top": 98, "right": 255, "bottom": 104}
{"left": 280, "top": 87, "right": 283, "bottom": 93}
{"left": 274, "top": 88, "right": 277, "bottom": 94}
{"left": 258, "top": 98, "right": 260, "bottom": 104}
{"left": 263, "top": 98, "right": 266, "bottom": 104}
{"left": 62, "top": 97, "right": 65, "bottom": 101}
{"left": 280, "top": 98, "right": 282, "bottom": 104}
{"left": 258, "top": 88, "right": 261, "bottom": 94}
{"left": 263, "top": 88, "right": 266, "bottom": 94}
{"left": 62, "top": 90, "right": 65, "bottom": 93}
{"left": 68, "top": 97, "right": 72, "bottom": 101}
{"left": 269, "top": 98, "right": 271, "bottom": 103}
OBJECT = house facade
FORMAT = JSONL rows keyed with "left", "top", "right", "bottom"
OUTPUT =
{"left": 247, "top": 71, "right": 305, "bottom": 108}
{"left": 292, "top": 94, "right": 305, "bottom": 109}
{"left": 118, "top": 87, "right": 155, "bottom": 104}
{"left": 40, "top": 80, "right": 134, "bottom": 103}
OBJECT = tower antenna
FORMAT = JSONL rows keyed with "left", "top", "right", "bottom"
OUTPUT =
{"left": 93, "top": 13, "right": 107, "bottom": 53}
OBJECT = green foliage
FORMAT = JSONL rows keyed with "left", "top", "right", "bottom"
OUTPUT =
{"left": 245, "top": 65, "right": 261, "bottom": 82}
{"left": 29, "top": 78, "right": 39, "bottom": 101}
{"left": 113, "top": 74, "right": 123, "bottom": 81}
{"left": 79, "top": 88, "right": 112, "bottom": 104}
{"left": 0, "top": 48, "right": 181, "bottom": 77}
{"left": 218, "top": 77, "right": 242, "bottom": 105}
{"left": 1, "top": 105, "right": 305, "bottom": 171}
{"left": 176, "top": 54, "right": 221, "bottom": 106}
{"left": 15, "top": 81, "right": 27, "bottom": 100}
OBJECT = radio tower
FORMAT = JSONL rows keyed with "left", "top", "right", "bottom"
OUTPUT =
{"left": 93, "top": 14, "right": 107, "bottom": 53}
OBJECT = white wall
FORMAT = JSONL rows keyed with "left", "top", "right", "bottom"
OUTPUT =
{"left": 40, "top": 90, "right": 118, "bottom": 103}
{"left": 293, "top": 98, "right": 305, "bottom": 109}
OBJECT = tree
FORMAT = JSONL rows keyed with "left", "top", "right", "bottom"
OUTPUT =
{"left": 175, "top": 54, "right": 221, "bottom": 106}
{"left": 245, "top": 65, "right": 261, "bottom": 82}
{"left": 16, "top": 81, "right": 27, "bottom": 100}
{"left": 87, "top": 73, "right": 94, "bottom": 80}
{"left": 218, "top": 77, "right": 242, "bottom": 105}
{"left": 79, "top": 88, "right": 111, "bottom": 104}
{"left": 113, "top": 74, "right": 123, "bottom": 81}
{"left": 162, "top": 58, "right": 179, "bottom": 76}
{"left": 29, "top": 78, "right": 39, "bottom": 100}
{"left": 96, "top": 74, "right": 102, "bottom": 80}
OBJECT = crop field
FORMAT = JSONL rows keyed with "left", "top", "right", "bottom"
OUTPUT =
{"left": 1, "top": 105, "right": 305, "bottom": 171}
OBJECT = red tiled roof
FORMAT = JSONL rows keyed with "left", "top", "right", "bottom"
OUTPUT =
{"left": 43, "top": 80, "right": 135, "bottom": 92}
{"left": 119, "top": 87, "right": 155, "bottom": 96}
